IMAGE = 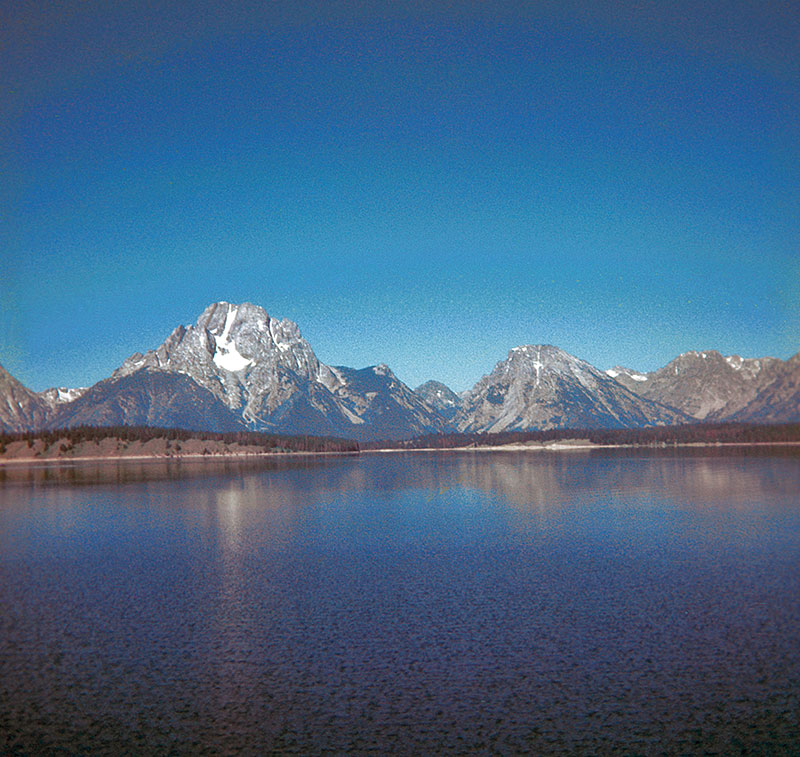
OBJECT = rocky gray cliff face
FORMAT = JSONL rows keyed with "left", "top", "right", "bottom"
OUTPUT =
{"left": 112, "top": 302, "right": 446, "bottom": 440}
{"left": 414, "top": 380, "right": 463, "bottom": 421}
{"left": 456, "top": 345, "right": 689, "bottom": 432}
{"left": 0, "top": 363, "right": 49, "bottom": 433}
{"left": 607, "top": 350, "right": 787, "bottom": 420}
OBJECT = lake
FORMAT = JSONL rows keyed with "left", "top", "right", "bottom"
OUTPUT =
{"left": 1, "top": 449, "right": 799, "bottom": 754}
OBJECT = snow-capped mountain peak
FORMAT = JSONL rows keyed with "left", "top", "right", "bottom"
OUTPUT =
{"left": 38, "top": 386, "right": 88, "bottom": 408}
{"left": 106, "top": 302, "right": 448, "bottom": 440}
{"left": 4, "top": 303, "right": 796, "bottom": 439}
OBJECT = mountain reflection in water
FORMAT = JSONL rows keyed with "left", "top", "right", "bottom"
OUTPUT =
{"left": 1, "top": 449, "right": 798, "bottom": 754}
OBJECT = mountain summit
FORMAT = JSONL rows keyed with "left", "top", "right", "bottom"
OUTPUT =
{"left": 414, "top": 381, "right": 463, "bottom": 421}
{"left": 108, "top": 302, "right": 447, "bottom": 439}
{"left": 456, "top": 345, "right": 688, "bottom": 431}
{"left": 114, "top": 302, "right": 334, "bottom": 427}
{"left": 2, "top": 303, "right": 797, "bottom": 439}
{"left": 607, "top": 350, "right": 786, "bottom": 420}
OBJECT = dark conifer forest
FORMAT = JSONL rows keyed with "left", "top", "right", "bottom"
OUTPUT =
{"left": 2, "top": 422, "right": 800, "bottom": 459}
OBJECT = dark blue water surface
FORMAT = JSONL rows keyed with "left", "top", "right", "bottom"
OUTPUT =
{"left": 1, "top": 449, "right": 799, "bottom": 754}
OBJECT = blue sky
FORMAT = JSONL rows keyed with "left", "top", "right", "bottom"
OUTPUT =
{"left": 4, "top": 1, "right": 798, "bottom": 391}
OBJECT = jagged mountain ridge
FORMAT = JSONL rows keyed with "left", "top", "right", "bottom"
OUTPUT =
{"left": 711, "top": 352, "right": 800, "bottom": 423}
{"left": 38, "top": 386, "right": 88, "bottom": 410}
{"left": 113, "top": 302, "right": 326, "bottom": 423}
{"left": 50, "top": 370, "right": 248, "bottom": 432}
{"left": 324, "top": 365, "right": 451, "bottom": 439}
{"left": 0, "top": 364, "right": 49, "bottom": 433}
{"left": 455, "top": 345, "right": 690, "bottom": 432}
{"left": 1, "top": 303, "right": 797, "bottom": 439}
{"left": 111, "top": 302, "right": 448, "bottom": 440}
{"left": 606, "top": 350, "right": 791, "bottom": 421}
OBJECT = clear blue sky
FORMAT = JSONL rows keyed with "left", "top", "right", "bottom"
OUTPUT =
{"left": 4, "top": 1, "right": 798, "bottom": 392}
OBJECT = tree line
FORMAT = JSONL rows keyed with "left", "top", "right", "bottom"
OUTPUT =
{"left": 3, "top": 422, "right": 799, "bottom": 457}
{"left": 0, "top": 425, "right": 361, "bottom": 454}
{"left": 361, "top": 422, "right": 800, "bottom": 450}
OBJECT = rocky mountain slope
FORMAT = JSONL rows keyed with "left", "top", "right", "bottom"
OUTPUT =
{"left": 2, "top": 303, "right": 797, "bottom": 439}
{"left": 0, "top": 363, "right": 49, "bottom": 433}
{"left": 455, "top": 345, "right": 689, "bottom": 432}
{"left": 414, "top": 381, "right": 463, "bottom": 421}
{"left": 49, "top": 370, "right": 247, "bottom": 433}
{"left": 110, "top": 302, "right": 446, "bottom": 440}
{"left": 607, "top": 350, "right": 791, "bottom": 420}
{"left": 724, "top": 353, "right": 800, "bottom": 423}
{"left": 323, "top": 365, "right": 451, "bottom": 439}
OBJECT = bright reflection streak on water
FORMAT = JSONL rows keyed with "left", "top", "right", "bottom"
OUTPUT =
{"left": 0, "top": 448, "right": 799, "bottom": 753}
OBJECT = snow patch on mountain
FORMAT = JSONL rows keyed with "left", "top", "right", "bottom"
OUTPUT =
{"left": 212, "top": 305, "right": 253, "bottom": 373}
{"left": 38, "top": 386, "right": 89, "bottom": 408}
{"left": 725, "top": 355, "right": 744, "bottom": 370}
{"left": 102, "top": 301, "right": 449, "bottom": 440}
{"left": 606, "top": 367, "right": 648, "bottom": 382}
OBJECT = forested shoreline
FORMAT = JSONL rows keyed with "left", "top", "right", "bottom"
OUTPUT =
{"left": 0, "top": 425, "right": 360, "bottom": 457}
{"left": 2, "top": 422, "right": 800, "bottom": 461}
{"left": 363, "top": 422, "right": 800, "bottom": 450}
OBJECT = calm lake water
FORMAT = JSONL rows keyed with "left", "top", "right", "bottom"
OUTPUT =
{"left": 1, "top": 449, "right": 799, "bottom": 754}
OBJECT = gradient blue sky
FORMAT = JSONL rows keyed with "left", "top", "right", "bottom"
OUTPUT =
{"left": 4, "top": 1, "right": 798, "bottom": 392}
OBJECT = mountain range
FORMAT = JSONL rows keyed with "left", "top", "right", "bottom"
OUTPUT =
{"left": 2, "top": 301, "right": 797, "bottom": 440}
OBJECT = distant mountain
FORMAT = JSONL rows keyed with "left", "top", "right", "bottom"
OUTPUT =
{"left": 605, "top": 366, "right": 650, "bottom": 386}
{"left": 414, "top": 380, "right": 463, "bottom": 421}
{"left": 0, "top": 363, "right": 49, "bottom": 433}
{"left": 724, "top": 353, "right": 800, "bottom": 423}
{"left": 49, "top": 370, "right": 247, "bottom": 432}
{"left": 111, "top": 302, "right": 446, "bottom": 440}
{"left": 2, "top": 304, "right": 798, "bottom": 439}
{"left": 324, "top": 365, "right": 451, "bottom": 440}
{"left": 113, "top": 302, "right": 326, "bottom": 423}
{"left": 38, "top": 386, "right": 87, "bottom": 409}
{"left": 607, "top": 350, "right": 787, "bottom": 420}
{"left": 456, "top": 345, "right": 689, "bottom": 432}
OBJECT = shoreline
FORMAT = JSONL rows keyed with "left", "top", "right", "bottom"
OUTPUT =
{"left": 2, "top": 440, "right": 799, "bottom": 467}
{"left": 0, "top": 449, "right": 360, "bottom": 467}
{"left": 365, "top": 441, "right": 800, "bottom": 452}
